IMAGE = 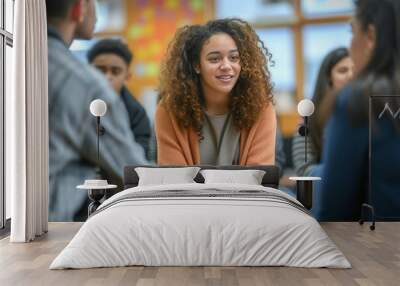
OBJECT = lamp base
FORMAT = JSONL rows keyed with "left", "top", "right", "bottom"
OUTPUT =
{"left": 296, "top": 180, "right": 313, "bottom": 210}
{"left": 359, "top": 203, "right": 376, "bottom": 231}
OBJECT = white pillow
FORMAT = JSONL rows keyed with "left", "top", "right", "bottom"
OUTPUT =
{"left": 200, "top": 169, "right": 266, "bottom": 185}
{"left": 135, "top": 167, "right": 201, "bottom": 186}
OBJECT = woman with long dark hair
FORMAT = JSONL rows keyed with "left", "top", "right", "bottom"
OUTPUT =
{"left": 292, "top": 47, "right": 353, "bottom": 176}
{"left": 317, "top": 0, "right": 400, "bottom": 220}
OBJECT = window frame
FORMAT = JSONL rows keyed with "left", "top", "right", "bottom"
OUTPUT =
{"left": 0, "top": 0, "right": 13, "bottom": 232}
{"left": 215, "top": 0, "right": 352, "bottom": 102}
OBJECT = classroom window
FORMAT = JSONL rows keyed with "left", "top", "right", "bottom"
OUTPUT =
{"left": 303, "top": 22, "right": 352, "bottom": 98}
{"left": 1, "top": 0, "right": 14, "bottom": 229}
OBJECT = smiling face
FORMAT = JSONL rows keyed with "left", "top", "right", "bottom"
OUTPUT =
{"left": 330, "top": 56, "right": 354, "bottom": 90}
{"left": 196, "top": 33, "right": 241, "bottom": 113}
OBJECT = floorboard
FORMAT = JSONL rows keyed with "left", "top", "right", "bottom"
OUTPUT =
{"left": 0, "top": 222, "right": 399, "bottom": 286}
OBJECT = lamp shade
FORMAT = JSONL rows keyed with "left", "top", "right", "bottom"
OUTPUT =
{"left": 90, "top": 99, "right": 107, "bottom": 117}
{"left": 297, "top": 99, "right": 315, "bottom": 117}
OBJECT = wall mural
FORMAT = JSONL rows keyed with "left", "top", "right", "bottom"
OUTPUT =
{"left": 124, "top": 0, "right": 207, "bottom": 99}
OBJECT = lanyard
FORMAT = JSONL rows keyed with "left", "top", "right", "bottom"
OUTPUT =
{"left": 204, "top": 113, "right": 231, "bottom": 157}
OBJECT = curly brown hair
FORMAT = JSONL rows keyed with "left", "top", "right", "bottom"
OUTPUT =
{"left": 159, "top": 18, "right": 274, "bottom": 134}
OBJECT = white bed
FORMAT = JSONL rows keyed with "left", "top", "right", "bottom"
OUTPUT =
{"left": 50, "top": 183, "right": 351, "bottom": 269}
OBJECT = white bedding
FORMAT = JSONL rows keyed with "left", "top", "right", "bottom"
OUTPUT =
{"left": 50, "top": 183, "right": 351, "bottom": 269}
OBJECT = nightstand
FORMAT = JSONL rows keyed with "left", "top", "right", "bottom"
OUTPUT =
{"left": 289, "top": 177, "right": 321, "bottom": 210}
{"left": 77, "top": 180, "right": 117, "bottom": 217}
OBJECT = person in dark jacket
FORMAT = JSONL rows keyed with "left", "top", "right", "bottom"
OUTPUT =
{"left": 87, "top": 39, "right": 153, "bottom": 161}
{"left": 315, "top": 0, "right": 400, "bottom": 221}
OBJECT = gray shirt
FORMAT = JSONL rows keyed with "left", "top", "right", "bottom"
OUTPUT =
{"left": 199, "top": 113, "right": 240, "bottom": 165}
{"left": 48, "top": 27, "right": 148, "bottom": 221}
{"left": 291, "top": 132, "right": 318, "bottom": 176}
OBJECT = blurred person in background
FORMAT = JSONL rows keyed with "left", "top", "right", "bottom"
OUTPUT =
{"left": 316, "top": 0, "right": 400, "bottom": 220}
{"left": 275, "top": 128, "right": 287, "bottom": 179}
{"left": 292, "top": 47, "right": 353, "bottom": 177}
{"left": 47, "top": 0, "right": 148, "bottom": 221}
{"left": 87, "top": 39, "right": 154, "bottom": 161}
{"left": 155, "top": 18, "right": 276, "bottom": 165}
{"left": 275, "top": 127, "right": 297, "bottom": 197}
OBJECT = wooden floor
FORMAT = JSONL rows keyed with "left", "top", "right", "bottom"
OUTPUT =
{"left": 0, "top": 222, "right": 399, "bottom": 286}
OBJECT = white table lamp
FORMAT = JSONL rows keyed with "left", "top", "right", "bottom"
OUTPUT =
{"left": 89, "top": 99, "right": 107, "bottom": 178}
{"left": 297, "top": 99, "right": 315, "bottom": 163}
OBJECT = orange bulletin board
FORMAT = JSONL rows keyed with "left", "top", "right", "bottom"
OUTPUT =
{"left": 123, "top": 0, "right": 212, "bottom": 99}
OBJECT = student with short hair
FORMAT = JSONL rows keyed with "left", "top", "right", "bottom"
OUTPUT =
{"left": 87, "top": 39, "right": 153, "bottom": 161}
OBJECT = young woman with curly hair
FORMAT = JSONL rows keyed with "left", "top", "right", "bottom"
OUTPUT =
{"left": 155, "top": 18, "right": 276, "bottom": 165}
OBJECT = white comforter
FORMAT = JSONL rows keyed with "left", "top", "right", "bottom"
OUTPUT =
{"left": 50, "top": 183, "right": 350, "bottom": 269}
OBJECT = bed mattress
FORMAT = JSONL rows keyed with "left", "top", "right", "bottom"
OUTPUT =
{"left": 50, "top": 183, "right": 350, "bottom": 269}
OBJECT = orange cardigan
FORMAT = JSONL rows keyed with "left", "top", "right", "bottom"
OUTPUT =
{"left": 155, "top": 104, "right": 276, "bottom": 165}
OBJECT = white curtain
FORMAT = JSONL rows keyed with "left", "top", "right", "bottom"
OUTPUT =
{"left": 6, "top": 0, "right": 48, "bottom": 242}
